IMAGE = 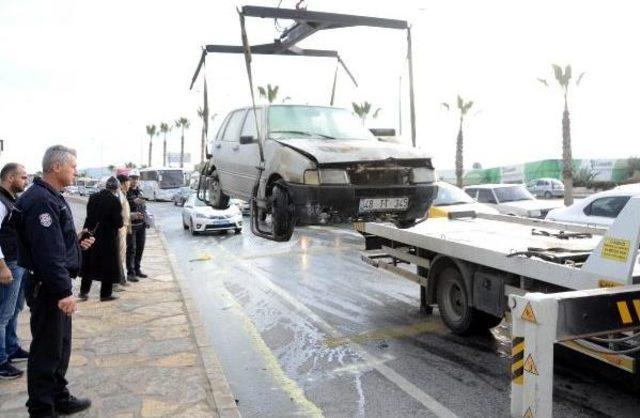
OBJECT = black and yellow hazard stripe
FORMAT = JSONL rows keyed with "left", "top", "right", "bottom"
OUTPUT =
{"left": 511, "top": 337, "right": 525, "bottom": 385}
{"left": 616, "top": 299, "right": 640, "bottom": 325}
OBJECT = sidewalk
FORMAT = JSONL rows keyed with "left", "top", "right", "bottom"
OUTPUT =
{"left": 0, "top": 225, "right": 239, "bottom": 417}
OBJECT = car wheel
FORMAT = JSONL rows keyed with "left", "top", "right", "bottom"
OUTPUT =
{"left": 234, "top": 228, "right": 242, "bottom": 234}
{"left": 190, "top": 220, "right": 198, "bottom": 235}
{"left": 270, "top": 181, "right": 295, "bottom": 241}
{"left": 544, "top": 191, "right": 552, "bottom": 199}
{"left": 208, "top": 171, "right": 230, "bottom": 209}
{"left": 174, "top": 200, "right": 177, "bottom": 206}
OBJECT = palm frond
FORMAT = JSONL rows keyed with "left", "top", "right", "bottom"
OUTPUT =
{"left": 441, "top": 102, "right": 450, "bottom": 110}
{"left": 563, "top": 65, "right": 572, "bottom": 87}
{"left": 372, "top": 108, "right": 381, "bottom": 118}
{"left": 552, "top": 64, "right": 563, "bottom": 84}
{"left": 576, "top": 72, "right": 586, "bottom": 86}
{"left": 537, "top": 78, "right": 549, "bottom": 87}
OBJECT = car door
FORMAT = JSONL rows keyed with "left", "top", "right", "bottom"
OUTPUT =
{"left": 215, "top": 109, "right": 247, "bottom": 196}
{"left": 234, "top": 108, "right": 263, "bottom": 200}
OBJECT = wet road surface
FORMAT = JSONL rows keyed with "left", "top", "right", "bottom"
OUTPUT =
{"left": 150, "top": 201, "right": 640, "bottom": 417}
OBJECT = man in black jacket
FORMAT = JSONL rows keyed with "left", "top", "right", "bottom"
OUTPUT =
{"left": 15, "top": 145, "right": 95, "bottom": 417}
{"left": 126, "top": 170, "right": 147, "bottom": 279}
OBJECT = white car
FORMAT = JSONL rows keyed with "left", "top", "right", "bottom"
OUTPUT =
{"left": 428, "top": 182, "right": 499, "bottom": 217}
{"left": 464, "top": 184, "right": 563, "bottom": 218}
{"left": 230, "top": 198, "right": 250, "bottom": 216}
{"left": 545, "top": 184, "right": 640, "bottom": 227}
{"left": 182, "top": 194, "right": 243, "bottom": 235}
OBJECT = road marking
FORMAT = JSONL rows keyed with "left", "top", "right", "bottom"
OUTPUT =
{"left": 220, "top": 285, "right": 324, "bottom": 418}
{"left": 216, "top": 244, "right": 459, "bottom": 418}
{"left": 323, "top": 321, "right": 447, "bottom": 348}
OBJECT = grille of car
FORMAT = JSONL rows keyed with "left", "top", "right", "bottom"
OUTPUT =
{"left": 347, "top": 165, "right": 410, "bottom": 186}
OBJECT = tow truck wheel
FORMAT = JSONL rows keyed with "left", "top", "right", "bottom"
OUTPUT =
{"left": 437, "top": 267, "right": 474, "bottom": 334}
{"left": 270, "top": 181, "right": 295, "bottom": 241}
{"left": 395, "top": 218, "right": 416, "bottom": 229}
{"left": 209, "top": 171, "right": 230, "bottom": 209}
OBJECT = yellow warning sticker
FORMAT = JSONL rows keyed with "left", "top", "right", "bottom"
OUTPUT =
{"left": 523, "top": 407, "right": 534, "bottom": 418}
{"left": 524, "top": 354, "right": 539, "bottom": 375}
{"left": 521, "top": 302, "right": 537, "bottom": 324}
{"left": 601, "top": 237, "right": 630, "bottom": 262}
{"left": 598, "top": 279, "right": 623, "bottom": 288}
{"left": 617, "top": 301, "right": 633, "bottom": 324}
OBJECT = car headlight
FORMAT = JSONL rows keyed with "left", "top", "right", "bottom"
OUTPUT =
{"left": 410, "top": 168, "right": 435, "bottom": 184}
{"left": 304, "top": 170, "right": 320, "bottom": 185}
{"left": 319, "top": 169, "right": 349, "bottom": 185}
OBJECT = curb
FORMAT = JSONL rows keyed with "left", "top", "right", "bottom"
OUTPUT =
{"left": 156, "top": 228, "right": 242, "bottom": 418}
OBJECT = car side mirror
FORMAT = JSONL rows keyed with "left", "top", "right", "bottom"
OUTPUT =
{"left": 369, "top": 128, "right": 396, "bottom": 137}
{"left": 239, "top": 135, "right": 255, "bottom": 145}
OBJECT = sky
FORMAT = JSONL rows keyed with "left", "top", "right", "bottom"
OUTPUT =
{"left": 1, "top": 0, "right": 639, "bottom": 174}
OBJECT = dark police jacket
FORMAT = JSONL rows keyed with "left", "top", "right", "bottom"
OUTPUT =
{"left": 0, "top": 186, "right": 18, "bottom": 262}
{"left": 126, "top": 186, "right": 145, "bottom": 228}
{"left": 15, "top": 177, "right": 81, "bottom": 300}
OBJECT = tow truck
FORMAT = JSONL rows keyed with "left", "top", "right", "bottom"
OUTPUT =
{"left": 357, "top": 196, "right": 640, "bottom": 381}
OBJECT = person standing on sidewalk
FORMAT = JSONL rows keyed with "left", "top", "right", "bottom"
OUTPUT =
{"left": 115, "top": 170, "right": 133, "bottom": 289}
{"left": 15, "top": 145, "right": 95, "bottom": 417}
{"left": 126, "top": 170, "right": 147, "bottom": 280}
{"left": 79, "top": 177, "right": 123, "bottom": 302}
{"left": 0, "top": 163, "right": 29, "bottom": 380}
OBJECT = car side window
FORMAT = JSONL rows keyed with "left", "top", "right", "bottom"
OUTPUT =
{"left": 222, "top": 110, "right": 247, "bottom": 142}
{"left": 583, "top": 196, "right": 631, "bottom": 218}
{"left": 465, "top": 189, "right": 477, "bottom": 199}
{"left": 241, "top": 108, "right": 263, "bottom": 139}
{"left": 215, "top": 113, "right": 232, "bottom": 141}
{"left": 477, "top": 189, "right": 497, "bottom": 204}
{"left": 536, "top": 180, "right": 546, "bottom": 186}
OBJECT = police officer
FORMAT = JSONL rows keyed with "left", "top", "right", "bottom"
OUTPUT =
{"left": 15, "top": 145, "right": 95, "bottom": 417}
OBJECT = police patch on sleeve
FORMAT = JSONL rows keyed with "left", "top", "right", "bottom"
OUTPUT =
{"left": 39, "top": 213, "right": 53, "bottom": 227}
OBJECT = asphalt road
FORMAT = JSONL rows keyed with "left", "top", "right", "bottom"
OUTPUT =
{"left": 150, "top": 201, "right": 640, "bottom": 418}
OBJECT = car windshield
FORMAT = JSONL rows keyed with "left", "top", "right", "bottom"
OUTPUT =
{"left": 494, "top": 185, "right": 535, "bottom": 202}
{"left": 434, "top": 183, "right": 474, "bottom": 206}
{"left": 159, "top": 170, "right": 184, "bottom": 189}
{"left": 268, "top": 106, "right": 376, "bottom": 141}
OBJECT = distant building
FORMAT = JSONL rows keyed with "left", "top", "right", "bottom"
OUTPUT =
{"left": 438, "top": 159, "right": 633, "bottom": 186}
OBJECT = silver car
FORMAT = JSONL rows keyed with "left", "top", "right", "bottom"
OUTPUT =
{"left": 526, "top": 178, "right": 565, "bottom": 199}
{"left": 202, "top": 105, "right": 435, "bottom": 240}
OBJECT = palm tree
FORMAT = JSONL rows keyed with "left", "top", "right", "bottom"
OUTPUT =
{"left": 197, "top": 107, "right": 206, "bottom": 164}
{"left": 159, "top": 123, "right": 171, "bottom": 166}
{"left": 538, "top": 64, "right": 585, "bottom": 205}
{"left": 145, "top": 124, "right": 157, "bottom": 167}
{"left": 258, "top": 84, "right": 279, "bottom": 103}
{"left": 442, "top": 95, "right": 474, "bottom": 188}
{"left": 174, "top": 117, "right": 190, "bottom": 168}
{"left": 352, "top": 101, "right": 381, "bottom": 125}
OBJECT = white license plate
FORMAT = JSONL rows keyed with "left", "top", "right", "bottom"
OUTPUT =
{"left": 359, "top": 197, "right": 409, "bottom": 213}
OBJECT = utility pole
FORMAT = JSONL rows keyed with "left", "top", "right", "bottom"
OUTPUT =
{"left": 398, "top": 76, "right": 403, "bottom": 136}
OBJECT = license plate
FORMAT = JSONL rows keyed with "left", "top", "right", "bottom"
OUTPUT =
{"left": 359, "top": 197, "right": 409, "bottom": 213}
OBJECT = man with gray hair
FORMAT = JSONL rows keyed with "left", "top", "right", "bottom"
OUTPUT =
{"left": 15, "top": 145, "right": 95, "bottom": 417}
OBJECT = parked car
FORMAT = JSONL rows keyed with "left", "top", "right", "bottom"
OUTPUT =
{"left": 545, "top": 184, "right": 640, "bottom": 227}
{"left": 200, "top": 104, "right": 435, "bottom": 240}
{"left": 231, "top": 198, "right": 251, "bottom": 216}
{"left": 64, "top": 185, "right": 79, "bottom": 195}
{"left": 173, "top": 186, "right": 195, "bottom": 206}
{"left": 464, "top": 184, "right": 563, "bottom": 218}
{"left": 182, "top": 194, "right": 242, "bottom": 235}
{"left": 428, "top": 182, "right": 499, "bottom": 218}
{"left": 526, "top": 178, "right": 565, "bottom": 199}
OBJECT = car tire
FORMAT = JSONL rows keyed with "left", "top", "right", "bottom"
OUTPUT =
{"left": 183, "top": 221, "right": 188, "bottom": 230}
{"left": 270, "top": 181, "right": 295, "bottom": 241}
{"left": 544, "top": 191, "right": 552, "bottom": 199}
{"left": 208, "top": 171, "right": 230, "bottom": 209}
{"left": 190, "top": 220, "right": 198, "bottom": 235}
{"left": 234, "top": 228, "right": 242, "bottom": 234}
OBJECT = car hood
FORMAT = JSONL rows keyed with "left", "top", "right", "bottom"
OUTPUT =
{"left": 430, "top": 202, "right": 499, "bottom": 218}
{"left": 274, "top": 138, "right": 431, "bottom": 165}
{"left": 499, "top": 200, "right": 564, "bottom": 212}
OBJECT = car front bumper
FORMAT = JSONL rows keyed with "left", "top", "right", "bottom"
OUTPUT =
{"left": 286, "top": 183, "right": 435, "bottom": 223}
{"left": 192, "top": 217, "right": 243, "bottom": 232}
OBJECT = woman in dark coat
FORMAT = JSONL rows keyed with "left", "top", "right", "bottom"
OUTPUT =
{"left": 79, "top": 177, "right": 123, "bottom": 301}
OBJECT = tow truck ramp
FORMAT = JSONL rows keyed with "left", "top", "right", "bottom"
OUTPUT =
{"left": 358, "top": 197, "right": 640, "bottom": 416}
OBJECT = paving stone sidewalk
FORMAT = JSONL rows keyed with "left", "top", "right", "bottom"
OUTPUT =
{"left": 0, "top": 227, "right": 239, "bottom": 417}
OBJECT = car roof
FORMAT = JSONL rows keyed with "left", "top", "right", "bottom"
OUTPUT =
{"left": 587, "top": 186, "right": 640, "bottom": 199}
{"left": 463, "top": 183, "right": 522, "bottom": 189}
